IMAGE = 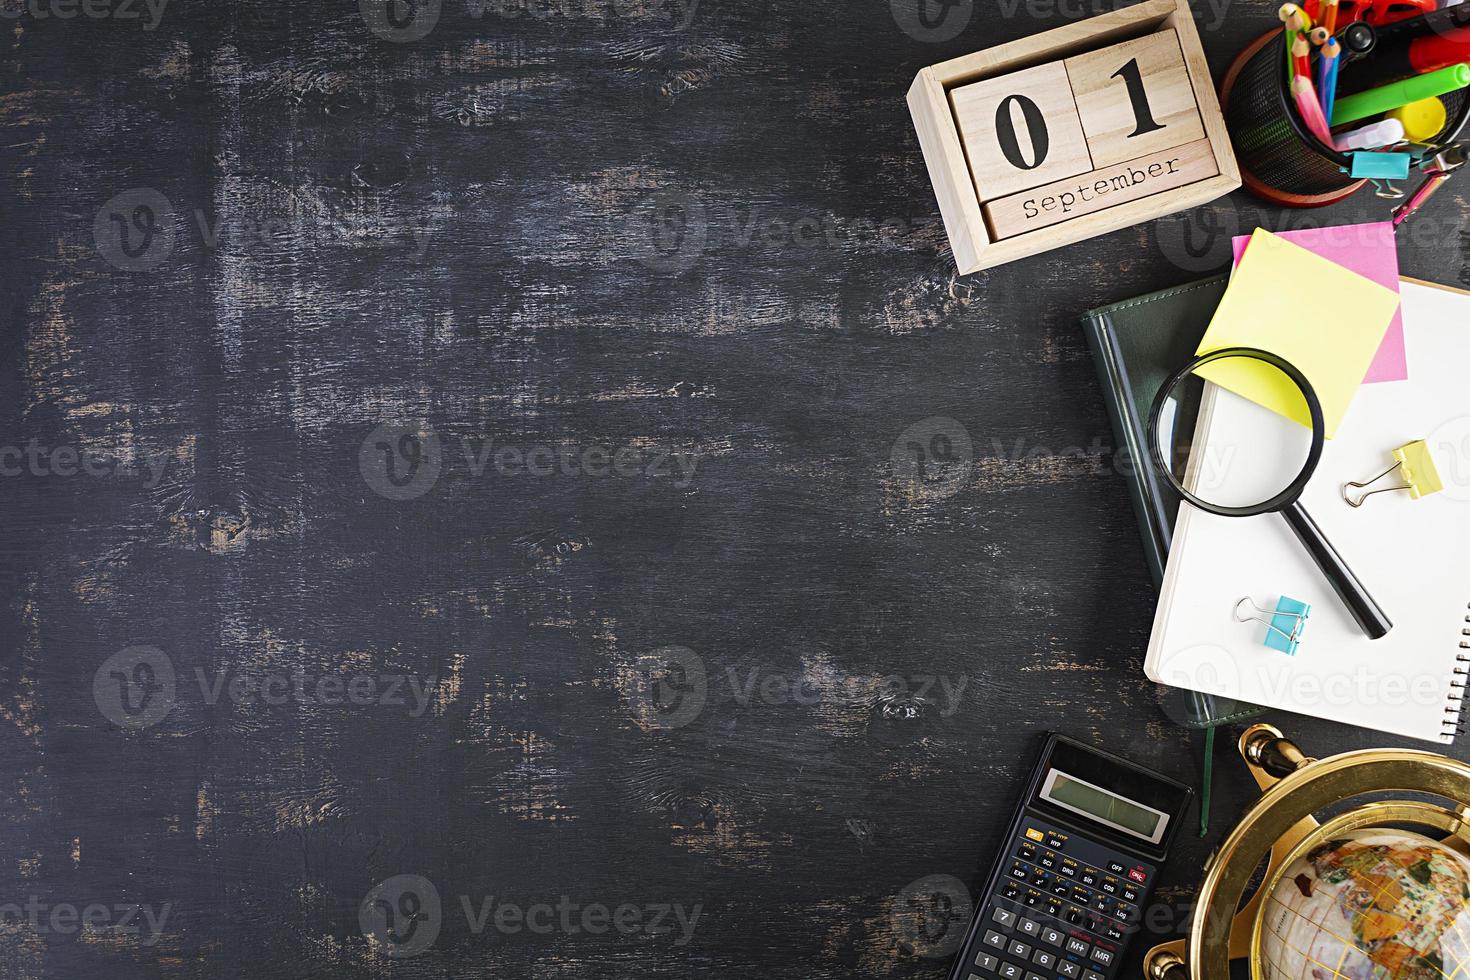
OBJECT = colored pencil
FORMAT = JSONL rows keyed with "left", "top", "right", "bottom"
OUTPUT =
{"left": 1293, "top": 35, "right": 1312, "bottom": 78}
{"left": 1321, "top": 38, "right": 1342, "bottom": 121}
{"left": 1282, "top": 4, "right": 1306, "bottom": 77}
{"left": 1293, "top": 75, "right": 1337, "bottom": 143}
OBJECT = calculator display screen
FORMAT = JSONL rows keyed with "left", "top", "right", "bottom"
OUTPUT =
{"left": 1039, "top": 768, "right": 1169, "bottom": 844}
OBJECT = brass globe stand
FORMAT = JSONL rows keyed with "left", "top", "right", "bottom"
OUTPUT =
{"left": 1144, "top": 724, "right": 1470, "bottom": 980}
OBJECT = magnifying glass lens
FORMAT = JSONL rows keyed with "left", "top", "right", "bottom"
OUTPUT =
{"left": 1153, "top": 355, "right": 1317, "bottom": 512}
{"left": 1149, "top": 348, "right": 1391, "bottom": 639}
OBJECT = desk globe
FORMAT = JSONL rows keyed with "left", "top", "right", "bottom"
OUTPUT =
{"left": 1259, "top": 829, "right": 1470, "bottom": 980}
{"left": 1144, "top": 725, "right": 1470, "bottom": 980}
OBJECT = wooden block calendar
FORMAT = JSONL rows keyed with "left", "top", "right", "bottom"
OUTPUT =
{"left": 907, "top": 0, "right": 1239, "bottom": 274}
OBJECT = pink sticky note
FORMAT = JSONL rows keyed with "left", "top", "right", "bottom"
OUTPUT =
{"left": 1231, "top": 222, "right": 1407, "bottom": 383}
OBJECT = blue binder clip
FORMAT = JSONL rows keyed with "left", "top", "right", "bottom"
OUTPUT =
{"left": 1234, "top": 596, "right": 1310, "bottom": 655}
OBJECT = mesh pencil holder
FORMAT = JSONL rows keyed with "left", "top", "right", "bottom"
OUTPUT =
{"left": 1221, "top": 28, "right": 1470, "bottom": 207}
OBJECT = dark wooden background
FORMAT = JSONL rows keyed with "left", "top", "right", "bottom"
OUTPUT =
{"left": 2, "top": 0, "right": 1468, "bottom": 977}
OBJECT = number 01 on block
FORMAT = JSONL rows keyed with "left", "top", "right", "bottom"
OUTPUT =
{"left": 906, "top": 0, "right": 1238, "bottom": 272}
{"left": 951, "top": 30, "right": 1211, "bottom": 239}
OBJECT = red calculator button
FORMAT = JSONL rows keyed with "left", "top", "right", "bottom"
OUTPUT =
{"left": 1127, "top": 869, "right": 1147, "bottom": 883}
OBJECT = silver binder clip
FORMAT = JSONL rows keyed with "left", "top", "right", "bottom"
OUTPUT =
{"left": 1394, "top": 146, "right": 1467, "bottom": 230}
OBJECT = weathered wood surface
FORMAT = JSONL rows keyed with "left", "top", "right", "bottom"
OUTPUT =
{"left": 2, "top": 0, "right": 1467, "bottom": 977}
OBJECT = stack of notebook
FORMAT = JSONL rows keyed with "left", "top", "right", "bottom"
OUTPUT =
{"left": 1079, "top": 275, "right": 1252, "bottom": 730}
{"left": 1082, "top": 257, "right": 1470, "bottom": 743}
{"left": 1079, "top": 276, "right": 1225, "bottom": 588}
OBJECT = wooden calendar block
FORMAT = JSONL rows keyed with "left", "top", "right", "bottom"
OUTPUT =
{"left": 1063, "top": 30, "right": 1205, "bottom": 169}
{"left": 982, "top": 138, "right": 1217, "bottom": 240}
{"left": 950, "top": 62, "right": 1093, "bottom": 201}
{"left": 906, "top": 0, "right": 1240, "bottom": 273}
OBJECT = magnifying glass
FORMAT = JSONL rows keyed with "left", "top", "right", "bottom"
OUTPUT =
{"left": 1148, "top": 347, "right": 1392, "bottom": 640}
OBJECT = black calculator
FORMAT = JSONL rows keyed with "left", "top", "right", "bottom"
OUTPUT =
{"left": 947, "top": 733, "right": 1193, "bottom": 980}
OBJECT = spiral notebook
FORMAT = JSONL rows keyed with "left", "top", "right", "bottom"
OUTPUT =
{"left": 1144, "top": 279, "right": 1470, "bottom": 743}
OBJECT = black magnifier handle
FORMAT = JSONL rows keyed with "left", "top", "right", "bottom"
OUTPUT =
{"left": 1281, "top": 502, "right": 1392, "bottom": 639}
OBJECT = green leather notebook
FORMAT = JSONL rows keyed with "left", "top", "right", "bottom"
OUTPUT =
{"left": 1079, "top": 274, "right": 1264, "bottom": 729}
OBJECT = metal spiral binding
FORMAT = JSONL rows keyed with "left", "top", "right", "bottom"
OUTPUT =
{"left": 1446, "top": 615, "right": 1470, "bottom": 737}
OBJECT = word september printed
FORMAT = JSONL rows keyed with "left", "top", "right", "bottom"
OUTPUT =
{"left": 1018, "top": 152, "right": 1194, "bottom": 221}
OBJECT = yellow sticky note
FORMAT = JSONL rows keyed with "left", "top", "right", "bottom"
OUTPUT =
{"left": 1196, "top": 229, "right": 1400, "bottom": 438}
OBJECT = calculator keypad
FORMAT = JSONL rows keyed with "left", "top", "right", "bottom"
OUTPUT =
{"left": 966, "top": 820, "right": 1155, "bottom": 980}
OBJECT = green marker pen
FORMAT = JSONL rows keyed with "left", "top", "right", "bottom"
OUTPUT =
{"left": 1332, "top": 63, "right": 1470, "bottom": 126}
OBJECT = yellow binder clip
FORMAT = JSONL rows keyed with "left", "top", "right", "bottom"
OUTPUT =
{"left": 1343, "top": 439, "right": 1444, "bottom": 507}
